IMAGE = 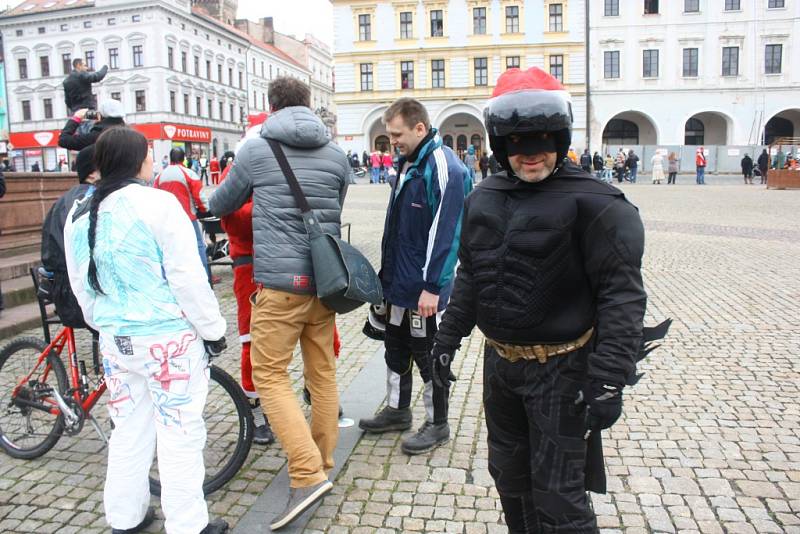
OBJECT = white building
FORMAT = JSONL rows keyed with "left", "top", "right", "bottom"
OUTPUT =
{"left": 0, "top": 0, "right": 310, "bottom": 171}
{"left": 589, "top": 0, "right": 800, "bottom": 154}
{"left": 332, "top": 0, "right": 587, "bottom": 158}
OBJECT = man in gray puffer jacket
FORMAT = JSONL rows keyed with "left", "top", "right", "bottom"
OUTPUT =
{"left": 209, "top": 77, "right": 350, "bottom": 531}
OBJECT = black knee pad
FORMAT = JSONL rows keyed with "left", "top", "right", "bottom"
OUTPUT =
{"left": 384, "top": 349, "right": 413, "bottom": 376}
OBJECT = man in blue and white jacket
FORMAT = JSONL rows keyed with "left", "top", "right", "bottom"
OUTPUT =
{"left": 359, "top": 98, "right": 471, "bottom": 455}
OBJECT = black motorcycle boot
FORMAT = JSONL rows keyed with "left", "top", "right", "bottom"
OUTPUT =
{"left": 401, "top": 421, "right": 450, "bottom": 455}
{"left": 358, "top": 405, "right": 412, "bottom": 433}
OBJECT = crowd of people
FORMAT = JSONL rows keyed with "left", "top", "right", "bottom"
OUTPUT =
{"left": 34, "top": 65, "right": 664, "bottom": 534}
{"left": 346, "top": 141, "right": 496, "bottom": 186}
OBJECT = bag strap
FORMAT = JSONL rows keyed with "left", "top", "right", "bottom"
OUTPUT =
{"left": 267, "top": 138, "right": 311, "bottom": 214}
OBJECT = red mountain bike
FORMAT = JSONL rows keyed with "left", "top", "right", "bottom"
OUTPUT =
{"left": 0, "top": 268, "right": 253, "bottom": 495}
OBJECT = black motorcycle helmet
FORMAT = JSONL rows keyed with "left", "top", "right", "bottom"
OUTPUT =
{"left": 362, "top": 301, "right": 388, "bottom": 341}
{"left": 484, "top": 67, "right": 573, "bottom": 174}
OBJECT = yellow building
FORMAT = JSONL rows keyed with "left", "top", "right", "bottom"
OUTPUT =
{"left": 332, "top": 0, "right": 587, "bottom": 158}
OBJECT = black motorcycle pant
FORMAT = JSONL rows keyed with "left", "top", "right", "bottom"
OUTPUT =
{"left": 484, "top": 344, "right": 598, "bottom": 533}
{"left": 383, "top": 309, "right": 449, "bottom": 424}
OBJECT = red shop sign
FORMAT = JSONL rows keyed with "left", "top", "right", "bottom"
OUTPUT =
{"left": 9, "top": 130, "right": 61, "bottom": 148}
{"left": 162, "top": 123, "right": 211, "bottom": 143}
{"left": 132, "top": 123, "right": 212, "bottom": 143}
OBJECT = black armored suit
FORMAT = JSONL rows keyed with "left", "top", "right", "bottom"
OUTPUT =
{"left": 434, "top": 161, "right": 647, "bottom": 533}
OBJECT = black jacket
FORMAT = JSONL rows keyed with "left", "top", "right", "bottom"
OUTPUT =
{"left": 41, "top": 183, "right": 93, "bottom": 328}
{"left": 62, "top": 66, "right": 108, "bottom": 112}
{"left": 741, "top": 155, "right": 754, "bottom": 174}
{"left": 58, "top": 116, "right": 124, "bottom": 151}
{"left": 757, "top": 152, "right": 770, "bottom": 171}
{"left": 434, "top": 162, "right": 647, "bottom": 386}
{"left": 580, "top": 152, "right": 592, "bottom": 168}
{"left": 593, "top": 154, "right": 604, "bottom": 171}
{"left": 0, "top": 171, "right": 5, "bottom": 198}
{"left": 488, "top": 154, "right": 498, "bottom": 174}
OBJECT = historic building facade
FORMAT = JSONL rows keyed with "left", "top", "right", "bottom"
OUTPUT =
{"left": 332, "top": 0, "right": 587, "bottom": 158}
{"left": 0, "top": 0, "right": 312, "bottom": 170}
{"left": 590, "top": 0, "right": 800, "bottom": 151}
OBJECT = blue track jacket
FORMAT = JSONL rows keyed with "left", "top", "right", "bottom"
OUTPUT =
{"left": 379, "top": 129, "right": 471, "bottom": 311}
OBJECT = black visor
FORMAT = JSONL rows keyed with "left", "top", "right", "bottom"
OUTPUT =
{"left": 506, "top": 133, "right": 557, "bottom": 157}
{"left": 484, "top": 89, "right": 573, "bottom": 137}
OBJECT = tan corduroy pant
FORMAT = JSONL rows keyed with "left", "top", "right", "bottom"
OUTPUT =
{"left": 250, "top": 287, "right": 338, "bottom": 488}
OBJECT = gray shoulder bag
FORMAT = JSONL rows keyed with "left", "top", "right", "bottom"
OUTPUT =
{"left": 267, "top": 138, "right": 382, "bottom": 314}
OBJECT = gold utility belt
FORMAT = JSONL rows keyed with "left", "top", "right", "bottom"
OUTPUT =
{"left": 486, "top": 328, "right": 594, "bottom": 364}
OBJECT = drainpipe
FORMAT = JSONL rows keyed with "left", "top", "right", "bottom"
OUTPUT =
{"left": 585, "top": 0, "right": 591, "bottom": 151}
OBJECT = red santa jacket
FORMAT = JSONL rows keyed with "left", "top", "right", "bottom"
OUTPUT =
{"left": 219, "top": 166, "right": 253, "bottom": 260}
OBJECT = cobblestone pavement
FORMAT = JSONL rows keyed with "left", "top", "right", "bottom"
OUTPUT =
{"left": 1, "top": 181, "right": 799, "bottom": 533}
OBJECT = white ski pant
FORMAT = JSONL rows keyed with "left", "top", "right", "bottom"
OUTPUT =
{"left": 101, "top": 329, "right": 209, "bottom": 534}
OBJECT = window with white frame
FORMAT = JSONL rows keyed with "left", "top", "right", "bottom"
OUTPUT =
{"left": 401, "top": 61, "right": 414, "bottom": 89}
{"left": 360, "top": 63, "right": 373, "bottom": 91}
{"left": 132, "top": 45, "right": 143, "bottom": 68}
{"left": 765, "top": 44, "right": 782, "bottom": 74}
{"left": 400, "top": 12, "right": 413, "bottom": 39}
{"left": 431, "top": 59, "right": 445, "bottom": 88}
{"left": 473, "top": 7, "right": 487, "bottom": 34}
{"left": 549, "top": 4, "right": 563, "bottom": 32}
{"left": 549, "top": 54, "right": 564, "bottom": 82}
{"left": 604, "top": 51, "right": 620, "bottom": 78}
{"left": 682, "top": 48, "right": 698, "bottom": 76}
{"left": 722, "top": 46, "right": 738, "bottom": 76}
{"left": 358, "top": 14, "right": 371, "bottom": 41}
{"left": 505, "top": 6, "right": 520, "bottom": 32}
{"left": 643, "top": 49, "right": 659, "bottom": 77}
{"left": 430, "top": 10, "right": 444, "bottom": 37}
{"left": 474, "top": 57, "right": 488, "bottom": 85}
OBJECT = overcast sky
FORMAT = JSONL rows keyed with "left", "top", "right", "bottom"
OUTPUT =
{"left": 0, "top": 0, "right": 335, "bottom": 46}
{"left": 239, "top": 0, "right": 333, "bottom": 46}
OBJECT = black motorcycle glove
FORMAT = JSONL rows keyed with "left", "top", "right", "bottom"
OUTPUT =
{"left": 430, "top": 345, "right": 456, "bottom": 389}
{"left": 581, "top": 381, "right": 624, "bottom": 437}
{"left": 204, "top": 337, "right": 227, "bottom": 360}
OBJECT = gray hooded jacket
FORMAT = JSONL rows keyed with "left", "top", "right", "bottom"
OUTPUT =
{"left": 209, "top": 106, "right": 350, "bottom": 294}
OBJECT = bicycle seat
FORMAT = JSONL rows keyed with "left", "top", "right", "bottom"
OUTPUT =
{"left": 37, "top": 267, "right": 55, "bottom": 280}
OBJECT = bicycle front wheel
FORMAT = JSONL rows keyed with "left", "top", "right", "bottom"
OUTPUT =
{"left": 149, "top": 364, "right": 253, "bottom": 496}
{"left": 0, "top": 337, "right": 68, "bottom": 459}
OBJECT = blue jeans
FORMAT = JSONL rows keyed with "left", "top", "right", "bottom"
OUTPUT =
{"left": 371, "top": 167, "right": 380, "bottom": 183}
{"left": 696, "top": 166, "right": 705, "bottom": 184}
{"left": 193, "top": 220, "right": 211, "bottom": 283}
{"left": 629, "top": 167, "right": 637, "bottom": 183}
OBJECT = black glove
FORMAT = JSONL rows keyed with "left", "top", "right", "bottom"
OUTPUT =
{"left": 430, "top": 345, "right": 456, "bottom": 389}
{"left": 204, "top": 337, "right": 227, "bottom": 359}
{"left": 580, "top": 381, "right": 623, "bottom": 438}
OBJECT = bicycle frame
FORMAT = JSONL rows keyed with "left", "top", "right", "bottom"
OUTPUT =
{"left": 11, "top": 326, "right": 106, "bottom": 417}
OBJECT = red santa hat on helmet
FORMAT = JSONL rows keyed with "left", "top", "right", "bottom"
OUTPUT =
{"left": 484, "top": 67, "right": 573, "bottom": 167}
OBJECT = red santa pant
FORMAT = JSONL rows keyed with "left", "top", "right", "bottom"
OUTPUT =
{"left": 233, "top": 263, "right": 341, "bottom": 398}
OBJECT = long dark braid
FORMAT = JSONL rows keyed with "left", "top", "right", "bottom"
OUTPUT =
{"left": 86, "top": 128, "right": 149, "bottom": 294}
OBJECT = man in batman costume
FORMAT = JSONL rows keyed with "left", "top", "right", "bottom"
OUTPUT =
{"left": 429, "top": 67, "right": 670, "bottom": 533}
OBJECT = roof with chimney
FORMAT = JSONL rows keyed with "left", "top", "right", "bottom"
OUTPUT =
{"left": 191, "top": 7, "right": 308, "bottom": 72}
{"left": 1, "top": 0, "right": 93, "bottom": 17}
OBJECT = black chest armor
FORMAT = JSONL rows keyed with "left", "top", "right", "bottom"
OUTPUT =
{"left": 466, "top": 186, "right": 594, "bottom": 343}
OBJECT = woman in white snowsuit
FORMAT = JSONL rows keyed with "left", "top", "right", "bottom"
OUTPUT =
{"left": 65, "top": 128, "right": 229, "bottom": 534}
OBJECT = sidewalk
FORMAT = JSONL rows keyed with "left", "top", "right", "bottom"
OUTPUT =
{"left": 1, "top": 183, "right": 799, "bottom": 533}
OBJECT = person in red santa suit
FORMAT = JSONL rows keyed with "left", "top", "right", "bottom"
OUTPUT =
{"left": 209, "top": 155, "right": 220, "bottom": 185}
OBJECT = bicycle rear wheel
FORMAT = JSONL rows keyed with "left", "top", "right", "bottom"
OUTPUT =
{"left": 0, "top": 337, "right": 68, "bottom": 459}
{"left": 149, "top": 364, "right": 253, "bottom": 496}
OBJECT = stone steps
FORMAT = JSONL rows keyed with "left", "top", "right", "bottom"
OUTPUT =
{"left": 0, "top": 252, "right": 51, "bottom": 342}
